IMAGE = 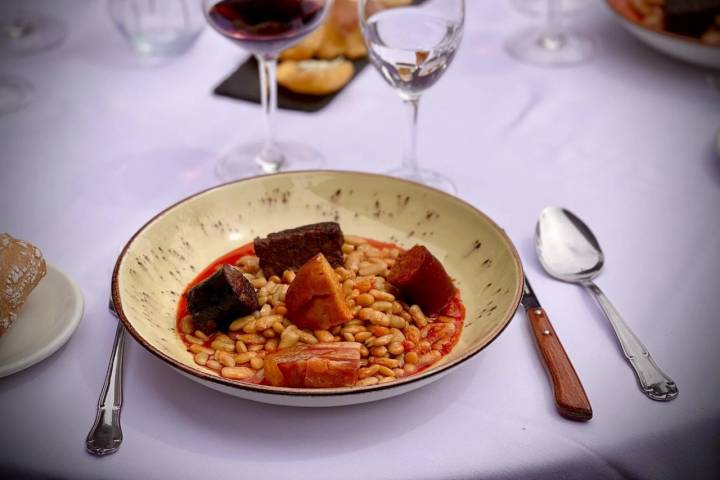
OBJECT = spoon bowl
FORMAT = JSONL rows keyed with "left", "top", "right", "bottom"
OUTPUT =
{"left": 535, "top": 207, "right": 603, "bottom": 283}
{"left": 535, "top": 207, "right": 678, "bottom": 402}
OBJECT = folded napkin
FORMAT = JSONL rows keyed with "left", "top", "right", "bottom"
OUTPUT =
{"left": 213, "top": 56, "right": 368, "bottom": 113}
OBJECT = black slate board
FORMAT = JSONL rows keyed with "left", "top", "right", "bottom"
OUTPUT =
{"left": 214, "top": 56, "right": 369, "bottom": 113}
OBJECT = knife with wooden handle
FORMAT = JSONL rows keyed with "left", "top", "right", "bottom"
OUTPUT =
{"left": 522, "top": 279, "right": 592, "bottom": 421}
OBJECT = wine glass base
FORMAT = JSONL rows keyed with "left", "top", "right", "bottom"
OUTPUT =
{"left": 0, "top": 74, "right": 32, "bottom": 115}
{"left": 387, "top": 167, "right": 457, "bottom": 195}
{"left": 0, "top": 12, "right": 67, "bottom": 55}
{"left": 505, "top": 27, "right": 595, "bottom": 67}
{"left": 215, "top": 141, "right": 326, "bottom": 182}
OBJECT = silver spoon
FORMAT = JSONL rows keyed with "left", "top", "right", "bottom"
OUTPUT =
{"left": 535, "top": 207, "right": 678, "bottom": 401}
{"left": 86, "top": 297, "right": 125, "bottom": 455}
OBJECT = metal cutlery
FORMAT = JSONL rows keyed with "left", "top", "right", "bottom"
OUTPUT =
{"left": 521, "top": 278, "right": 592, "bottom": 421}
{"left": 535, "top": 206, "right": 678, "bottom": 401}
{"left": 86, "top": 298, "right": 125, "bottom": 456}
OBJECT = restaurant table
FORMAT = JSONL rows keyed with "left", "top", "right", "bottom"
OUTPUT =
{"left": 1, "top": 1, "right": 719, "bottom": 479}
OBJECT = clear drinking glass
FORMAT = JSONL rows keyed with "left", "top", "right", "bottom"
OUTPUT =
{"left": 203, "top": 0, "right": 333, "bottom": 181}
{"left": 0, "top": 73, "right": 32, "bottom": 116}
{"left": 0, "top": 9, "right": 67, "bottom": 56}
{"left": 108, "top": 0, "right": 206, "bottom": 56}
{"left": 359, "top": 0, "right": 465, "bottom": 194}
{"left": 505, "top": 0, "right": 594, "bottom": 67}
{"left": 509, "top": 0, "right": 586, "bottom": 18}
{"left": 0, "top": 3, "right": 67, "bottom": 115}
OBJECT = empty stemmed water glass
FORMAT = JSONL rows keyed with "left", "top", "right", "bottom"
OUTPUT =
{"left": 0, "top": 73, "right": 31, "bottom": 116}
{"left": 203, "top": 0, "right": 333, "bottom": 180}
{"left": 359, "top": 0, "right": 465, "bottom": 194}
{"left": 505, "top": 0, "right": 594, "bottom": 66}
{"left": 0, "top": 7, "right": 67, "bottom": 55}
{"left": 509, "top": 0, "right": 586, "bottom": 17}
{"left": 0, "top": 3, "right": 67, "bottom": 115}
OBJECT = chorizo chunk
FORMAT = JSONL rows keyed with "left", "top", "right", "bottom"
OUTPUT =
{"left": 387, "top": 245, "right": 455, "bottom": 315}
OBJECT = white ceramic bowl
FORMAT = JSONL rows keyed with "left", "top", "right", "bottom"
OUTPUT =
{"left": 112, "top": 171, "right": 524, "bottom": 406}
{"left": 606, "top": 0, "right": 720, "bottom": 70}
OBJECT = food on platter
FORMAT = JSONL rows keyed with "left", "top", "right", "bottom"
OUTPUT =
{"left": 177, "top": 222, "right": 465, "bottom": 388}
{"left": 610, "top": 0, "right": 720, "bottom": 45}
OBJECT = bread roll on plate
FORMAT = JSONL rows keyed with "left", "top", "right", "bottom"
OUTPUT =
{"left": 0, "top": 234, "right": 47, "bottom": 336}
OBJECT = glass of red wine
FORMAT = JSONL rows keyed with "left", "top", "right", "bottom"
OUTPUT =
{"left": 203, "top": 0, "right": 333, "bottom": 180}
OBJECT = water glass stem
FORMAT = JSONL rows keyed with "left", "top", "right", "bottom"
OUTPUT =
{"left": 256, "top": 53, "right": 284, "bottom": 173}
{"left": 539, "top": 0, "right": 565, "bottom": 51}
{"left": 402, "top": 96, "right": 420, "bottom": 173}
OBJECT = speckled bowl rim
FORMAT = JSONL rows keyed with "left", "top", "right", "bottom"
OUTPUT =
{"left": 606, "top": 0, "right": 720, "bottom": 49}
{"left": 112, "top": 170, "right": 524, "bottom": 397}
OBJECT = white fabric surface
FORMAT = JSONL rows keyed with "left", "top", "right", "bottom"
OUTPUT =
{"left": 1, "top": 1, "right": 719, "bottom": 479}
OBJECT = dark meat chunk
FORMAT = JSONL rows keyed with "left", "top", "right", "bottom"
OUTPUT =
{"left": 264, "top": 342, "right": 361, "bottom": 388}
{"left": 186, "top": 264, "right": 259, "bottom": 333}
{"left": 253, "top": 222, "right": 344, "bottom": 277}
{"left": 387, "top": 245, "right": 455, "bottom": 315}
{"left": 664, "top": 0, "right": 720, "bottom": 37}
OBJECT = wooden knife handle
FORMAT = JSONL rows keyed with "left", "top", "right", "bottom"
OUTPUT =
{"left": 527, "top": 307, "right": 593, "bottom": 421}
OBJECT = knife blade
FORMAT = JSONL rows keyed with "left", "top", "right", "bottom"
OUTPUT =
{"left": 522, "top": 278, "right": 593, "bottom": 421}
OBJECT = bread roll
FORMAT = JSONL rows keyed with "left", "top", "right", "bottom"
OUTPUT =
{"left": 277, "top": 58, "right": 354, "bottom": 95}
{"left": 279, "top": 25, "right": 326, "bottom": 61}
{"left": 0, "top": 234, "right": 47, "bottom": 336}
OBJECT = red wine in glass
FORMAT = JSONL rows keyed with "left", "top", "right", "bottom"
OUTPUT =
{"left": 207, "top": 0, "right": 325, "bottom": 55}
{"left": 203, "top": 0, "right": 331, "bottom": 179}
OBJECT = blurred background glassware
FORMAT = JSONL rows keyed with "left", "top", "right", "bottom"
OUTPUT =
{"left": 203, "top": 0, "right": 333, "bottom": 180}
{"left": 359, "top": 0, "right": 465, "bottom": 194}
{"left": 509, "top": 0, "right": 586, "bottom": 18}
{"left": 109, "top": 0, "right": 206, "bottom": 56}
{"left": 505, "top": 0, "right": 595, "bottom": 66}
{"left": 0, "top": 73, "right": 32, "bottom": 116}
{"left": 0, "top": 3, "right": 68, "bottom": 115}
{"left": 0, "top": 8, "right": 67, "bottom": 55}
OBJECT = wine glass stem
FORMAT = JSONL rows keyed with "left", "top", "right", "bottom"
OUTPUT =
{"left": 402, "top": 96, "right": 420, "bottom": 174}
{"left": 539, "top": 0, "right": 565, "bottom": 51}
{"left": 256, "top": 54, "right": 284, "bottom": 173}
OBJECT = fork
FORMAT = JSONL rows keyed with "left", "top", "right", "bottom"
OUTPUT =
{"left": 85, "top": 298, "right": 125, "bottom": 456}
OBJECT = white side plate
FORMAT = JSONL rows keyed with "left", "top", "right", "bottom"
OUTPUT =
{"left": 0, "top": 263, "right": 84, "bottom": 377}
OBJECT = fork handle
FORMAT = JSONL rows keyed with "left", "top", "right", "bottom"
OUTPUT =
{"left": 527, "top": 307, "right": 593, "bottom": 421}
{"left": 582, "top": 280, "right": 678, "bottom": 401}
{"left": 86, "top": 321, "right": 125, "bottom": 456}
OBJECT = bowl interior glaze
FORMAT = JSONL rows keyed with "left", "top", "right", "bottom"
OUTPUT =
{"left": 113, "top": 171, "right": 523, "bottom": 397}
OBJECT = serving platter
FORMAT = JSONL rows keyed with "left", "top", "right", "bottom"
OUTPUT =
{"left": 606, "top": 0, "right": 720, "bottom": 69}
{"left": 214, "top": 56, "right": 369, "bottom": 113}
{"left": 112, "top": 171, "right": 524, "bottom": 406}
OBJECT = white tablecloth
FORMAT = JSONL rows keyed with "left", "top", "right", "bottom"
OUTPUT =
{"left": 1, "top": 1, "right": 719, "bottom": 479}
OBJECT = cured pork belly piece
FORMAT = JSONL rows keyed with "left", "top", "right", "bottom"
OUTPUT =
{"left": 264, "top": 342, "right": 362, "bottom": 388}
